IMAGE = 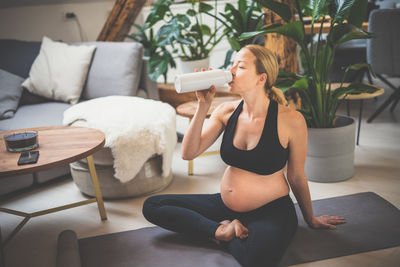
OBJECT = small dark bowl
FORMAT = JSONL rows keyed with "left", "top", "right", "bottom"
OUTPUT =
{"left": 4, "top": 131, "right": 39, "bottom": 152}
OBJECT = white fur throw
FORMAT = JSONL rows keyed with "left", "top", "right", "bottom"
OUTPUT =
{"left": 63, "top": 96, "right": 177, "bottom": 183}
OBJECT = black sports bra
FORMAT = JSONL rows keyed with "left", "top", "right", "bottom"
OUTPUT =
{"left": 220, "top": 100, "right": 289, "bottom": 175}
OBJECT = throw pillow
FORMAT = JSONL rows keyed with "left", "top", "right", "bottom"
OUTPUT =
{"left": 73, "top": 42, "right": 143, "bottom": 99}
{"left": 21, "top": 36, "right": 96, "bottom": 104}
{"left": 0, "top": 69, "right": 24, "bottom": 119}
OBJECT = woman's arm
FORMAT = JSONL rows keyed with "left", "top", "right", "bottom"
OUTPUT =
{"left": 286, "top": 111, "right": 346, "bottom": 229}
{"left": 181, "top": 86, "right": 227, "bottom": 160}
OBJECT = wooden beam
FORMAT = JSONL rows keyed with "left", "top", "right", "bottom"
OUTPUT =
{"left": 97, "top": 0, "right": 146, "bottom": 41}
{"left": 264, "top": 0, "right": 298, "bottom": 74}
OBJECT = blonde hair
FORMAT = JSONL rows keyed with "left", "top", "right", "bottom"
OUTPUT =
{"left": 243, "top": 44, "right": 287, "bottom": 106}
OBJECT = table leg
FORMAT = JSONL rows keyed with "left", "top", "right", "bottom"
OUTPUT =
{"left": 357, "top": 100, "right": 363, "bottom": 146}
{"left": 86, "top": 155, "right": 107, "bottom": 220}
{"left": 188, "top": 160, "right": 194, "bottom": 176}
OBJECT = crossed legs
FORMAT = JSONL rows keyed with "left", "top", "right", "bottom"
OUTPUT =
{"left": 142, "top": 193, "right": 298, "bottom": 267}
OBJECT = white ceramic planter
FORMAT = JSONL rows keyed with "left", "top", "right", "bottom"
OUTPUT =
{"left": 179, "top": 57, "right": 210, "bottom": 74}
{"left": 305, "top": 116, "right": 356, "bottom": 183}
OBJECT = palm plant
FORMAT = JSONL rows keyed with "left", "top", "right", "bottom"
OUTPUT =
{"left": 240, "top": 0, "right": 378, "bottom": 128}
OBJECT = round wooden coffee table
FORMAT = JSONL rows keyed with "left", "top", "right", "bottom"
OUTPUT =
{"left": 0, "top": 126, "right": 107, "bottom": 247}
{"left": 176, "top": 97, "right": 240, "bottom": 175}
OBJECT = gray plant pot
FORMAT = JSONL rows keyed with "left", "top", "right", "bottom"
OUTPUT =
{"left": 179, "top": 57, "right": 210, "bottom": 74}
{"left": 305, "top": 116, "right": 356, "bottom": 183}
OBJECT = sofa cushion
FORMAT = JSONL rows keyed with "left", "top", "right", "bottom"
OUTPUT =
{"left": 0, "top": 69, "right": 24, "bottom": 119}
{"left": 22, "top": 36, "right": 96, "bottom": 104}
{"left": 0, "top": 39, "right": 57, "bottom": 105}
{"left": 75, "top": 42, "right": 144, "bottom": 99}
{"left": 0, "top": 39, "right": 41, "bottom": 79}
{"left": 0, "top": 102, "right": 71, "bottom": 131}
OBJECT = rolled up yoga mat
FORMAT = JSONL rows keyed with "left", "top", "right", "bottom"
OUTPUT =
{"left": 56, "top": 230, "right": 82, "bottom": 267}
{"left": 56, "top": 192, "right": 400, "bottom": 267}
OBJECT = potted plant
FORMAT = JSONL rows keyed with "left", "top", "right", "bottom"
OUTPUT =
{"left": 240, "top": 0, "right": 378, "bottom": 182}
{"left": 205, "top": 0, "right": 268, "bottom": 68}
{"left": 134, "top": 0, "right": 225, "bottom": 79}
{"left": 127, "top": 23, "right": 176, "bottom": 83}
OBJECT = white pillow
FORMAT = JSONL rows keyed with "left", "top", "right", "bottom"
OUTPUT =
{"left": 22, "top": 36, "right": 96, "bottom": 104}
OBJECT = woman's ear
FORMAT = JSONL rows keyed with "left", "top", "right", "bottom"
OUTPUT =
{"left": 257, "top": 73, "right": 267, "bottom": 85}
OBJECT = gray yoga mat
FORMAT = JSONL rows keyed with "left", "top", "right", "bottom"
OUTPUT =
{"left": 57, "top": 192, "right": 400, "bottom": 267}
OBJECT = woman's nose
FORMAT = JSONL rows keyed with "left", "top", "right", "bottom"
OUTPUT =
{"left": 229, "top": 65, "right": 236, "bottom": 75}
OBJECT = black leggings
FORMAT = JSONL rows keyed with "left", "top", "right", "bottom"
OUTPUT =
{"left": 142, "top": 193, "right": 298, "bottom": 267}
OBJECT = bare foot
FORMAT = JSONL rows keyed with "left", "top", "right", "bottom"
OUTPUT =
{"left": 215, "top": 219, "right": 248, "bottom": 242}
{"left": 211, "top": 220, "right": 232, "bottom": 244}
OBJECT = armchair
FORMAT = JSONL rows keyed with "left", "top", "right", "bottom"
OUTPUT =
{"left": 366, "top": 8, "right": 400, "bottom": 122}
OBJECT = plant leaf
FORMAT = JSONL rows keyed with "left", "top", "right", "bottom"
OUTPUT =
{"left": 186, "top": 8, "right": 196, "bottom": 17}
{"left": 275, "top": 77, "right": 308, "bottom": 93}
{"left": 227, "top": 36, "right": 241, "bottom": 51}
{"left": 344, "top": 62, "right": 376, "bottom": 78}
{"left": 347, "top": 0, "right": 368, "bottom": 28}
{"left": 148, "top": 53, "right": 170, "bottom": 81}
{"left": 296, "top": 0, "right": 314, "bottom": 17}
{"left": 292, "top": 77, "right": 309, "bottom": 90}
{"left": 238, "top": 0, "right": 247, "bottom": 29}
{"left": 328, "top": 23, "right": 373, "bottom": 47}
{"left": 225, "top": 3, "right": 244, "bottom": 32}
{"left": 310, "top": 0, "right": 330, "bottom": 24}
{"left": 254, "top": 0, "right": 292, "bottom": 23}
{"left": 331, "top": 0, "right": 356, "bottom": 24}
{"left": 240, "top": 22, "right": 305, "bottom": 45}
{"left": 199, "top": 2, "right": 213, "bottom": 13}
{"left": 278, "top": 71, "right": 304, "bottom": 79}
{"left": 145, "top": 0, "right": 172, "bottom": 27}
{"left": 200, "top": 24, "right": 211, "bottom": 36}
{"left": 275, "top": 78, "right": 296, "bottom": 93}
{"left": 331, "top": 82, "right": 379, "bottom": 99}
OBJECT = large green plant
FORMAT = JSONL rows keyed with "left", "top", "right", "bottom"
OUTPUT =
{"left": 205, "top": 0, "right": 267, "bottom": 68}
{"left": 158, "top": 0, "right": 224, "bottom": 61}
{"left": 127, "top": 24, "right": 176, "bottom": 82}
{"left": 129, "top": 0, "right": 224, "bottom": 82}
{"left": 240, "top": 0, "right": 378, "bottom": 128}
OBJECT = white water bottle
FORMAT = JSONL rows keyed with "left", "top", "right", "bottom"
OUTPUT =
{"left": 174, "top": 69, "right": 233, "bottom": 93}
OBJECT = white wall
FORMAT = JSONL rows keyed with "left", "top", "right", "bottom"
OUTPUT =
{"left": 0, "top": 0, "right": 235, "bottom": 83}
{"left": 0, "top": 1, "right": 115, "bottom": 42}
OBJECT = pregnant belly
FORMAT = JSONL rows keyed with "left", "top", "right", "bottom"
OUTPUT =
{"left": 220, "top": 166, "right": 290, "bottom": 212}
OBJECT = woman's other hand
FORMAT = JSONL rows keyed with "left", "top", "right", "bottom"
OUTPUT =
{"left": 195, "top": 68, "right": 216, "bottom": 104}
{"left": 310, "top": 215, "right": 346, "bottom": 230}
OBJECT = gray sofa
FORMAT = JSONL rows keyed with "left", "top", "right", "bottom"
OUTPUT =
{"left": 0, "top": 39, "right": 169, "bottom": 198}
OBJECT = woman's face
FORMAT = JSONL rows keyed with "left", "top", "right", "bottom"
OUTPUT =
{"left": 228, "top": 48, "right": 266, "bottom": 94}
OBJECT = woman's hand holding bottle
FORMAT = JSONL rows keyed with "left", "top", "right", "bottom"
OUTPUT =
{"left": 195, "top": 68, "right": 216, "bottom": 104}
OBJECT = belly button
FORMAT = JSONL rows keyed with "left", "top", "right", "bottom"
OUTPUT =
{"left": 228, "top": 188, "right": 233, "bottom": 192}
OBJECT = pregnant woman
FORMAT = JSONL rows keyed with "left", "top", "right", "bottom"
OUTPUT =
{"left": 142, "top": 44, "right": 345, "bottom": 267}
